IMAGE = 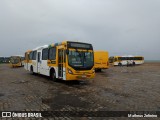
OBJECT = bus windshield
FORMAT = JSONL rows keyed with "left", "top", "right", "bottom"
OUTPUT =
{"left": 11, "top": 57, "right": 20, "bottom": 64}
{"left": 68, "top": 50, "right": 94, "bottom": 70}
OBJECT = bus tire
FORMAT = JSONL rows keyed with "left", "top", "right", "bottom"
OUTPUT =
{"left": 50, "top": 69, "right": 57, "bottom": 82}
{"left": 118, "top": 63, "right": 122, "bottom": 66}
{"left": 30, "top": 66, "right": 34, "bottom": 75}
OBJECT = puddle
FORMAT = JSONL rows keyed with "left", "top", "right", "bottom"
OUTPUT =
{"left": 65, "top": 80, "right": 89, "bottom": 89}
{"left": 102, "top": 88, "right": 130, "bottom": 98}
{"left": 11, "top": 80, "right": 29, "bottom": 84}
{"left": 157, "top": 107, "right": 160, "bottom": 111}
{"left": 99, "top": 71, "right": 110, "bottom": 77}
{"left": 0, "top": 93, "right": 5, "bottom": 97}
{"left": 42, "top": 93, "right": 90, "bottom": 110}
{"left": 42, "top": 98, "right": 53, "bottom": 104}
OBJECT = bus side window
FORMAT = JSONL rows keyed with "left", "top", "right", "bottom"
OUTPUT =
{"left": 32, "top": 51, "right": 37, "bottom": 60}
{"left": 49, "top": 47, "right": 56, "bottom": 60}
{"left": 29, "top": 51, "right": 33, "bottom": 60}
{"left": 42, "top": 48, "right": 48, "bottom": 60}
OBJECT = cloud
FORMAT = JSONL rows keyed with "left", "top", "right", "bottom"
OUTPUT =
{"left": 0, "top": 0, "right": 160, "bottom": 60}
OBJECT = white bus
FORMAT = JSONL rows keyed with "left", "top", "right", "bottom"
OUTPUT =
{"left": 109, "top": 55, "right": 144, "bottom": 66}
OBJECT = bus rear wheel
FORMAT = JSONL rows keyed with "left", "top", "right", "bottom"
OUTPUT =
{"left": 118, "top": 63, "right": 122, "bottom": 66}
{"left": 30, "top": 66, "right": 34, "bottom": 75}
{"left": 50, "top": 70, "right": 57, "bottom": 82}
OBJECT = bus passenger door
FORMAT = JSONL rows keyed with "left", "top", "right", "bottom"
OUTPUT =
{"left": 37, "top": 52, "right": 41, "bottom": 73}
{"left": 58, "top": 49, "right": 64, "bottom": 79}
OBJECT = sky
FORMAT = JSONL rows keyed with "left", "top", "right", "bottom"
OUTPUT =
{"left": 0, "top": 0, "right": 160, "bottom": 60}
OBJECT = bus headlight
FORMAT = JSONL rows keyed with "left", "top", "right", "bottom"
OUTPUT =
{"left": 68, "top": 68, "right": 73, "bottom": 74}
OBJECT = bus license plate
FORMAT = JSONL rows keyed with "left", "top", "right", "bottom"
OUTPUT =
{"left": 82, "top": 75, "right": 86, "bottom": 78}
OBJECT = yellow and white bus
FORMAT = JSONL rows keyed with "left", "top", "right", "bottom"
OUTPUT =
{"left": 24, "top": 41, "right": 95, "bottom": 81}
{"left": 24, "top": 50, "right": 32, "bottom": 70}
{"left": 94, "top": 51, "right": 109, "bottom": 71}
{"left": 109, "top": 55, "right": 144, "bottom": 66}
{"left": 10, "top": 55, "right": 24, "bottom": 67}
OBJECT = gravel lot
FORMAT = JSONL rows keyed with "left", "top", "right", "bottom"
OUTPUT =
{"left": 0, "top": 63, "right": 160, "bottom": 119}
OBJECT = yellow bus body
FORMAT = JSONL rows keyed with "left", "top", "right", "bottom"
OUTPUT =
{"left": 10, "top": 56, "right": 24, "bottom": 67}
{"left": 94, "top": 51, "right": 109, "bottom": 71}
{"left": 24, "top": 50, "right": 32, "bottom": 70}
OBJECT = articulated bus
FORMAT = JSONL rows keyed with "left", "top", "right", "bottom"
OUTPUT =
{"left": 10, "top": 55, "right": 25, "bottom": 67}
{"left": 94, "top": 51, "right": 109, "bottom": 71}
{"left": 109, "top": 55, "right": 144, "bottom": 66}
{"left": 24, "top": 41, "right": 95, "bottom": 81}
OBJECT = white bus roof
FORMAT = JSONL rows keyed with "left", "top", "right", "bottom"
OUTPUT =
{"left": 33, "top": 45, "right": 48, "bottom": 50}
{"left": 121, "top": 55, "right": 134, "bottom": 57}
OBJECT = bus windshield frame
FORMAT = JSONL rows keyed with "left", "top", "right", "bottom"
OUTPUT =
{"left": 67, "top": 49, "right": 94, "bottom": 70}
{"left": 10, "top": 57, "right": 20, "bottom": 64}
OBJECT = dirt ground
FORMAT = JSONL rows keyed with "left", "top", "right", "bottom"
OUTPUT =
{"left": 0, "top": 63, "right": 160, "bottom": 119}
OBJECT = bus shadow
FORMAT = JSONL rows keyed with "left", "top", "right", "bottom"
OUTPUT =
{"left": 64, "top": 80, "right": 90, "bottom": 87}
{"left": 95, "top": 69, "right": 107, "bottom": 73}
{"left": 10, "top": 66, "right": 23, "bottom": 69}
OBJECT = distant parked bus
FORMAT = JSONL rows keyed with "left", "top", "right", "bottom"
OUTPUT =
{"left": 10, "top": 55, "right": 24, "bottom": 67}
{"left": 24, "top": 41, "right": 95, "bottom": 81}
{"left": 94, "top": 51, "right": 109, "bottom": 71}
{"left": 24, "top": 50, "right": 32, "bottom": 70}
{"left": 109, "top": 55, "right": 144, "bottom": 66}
